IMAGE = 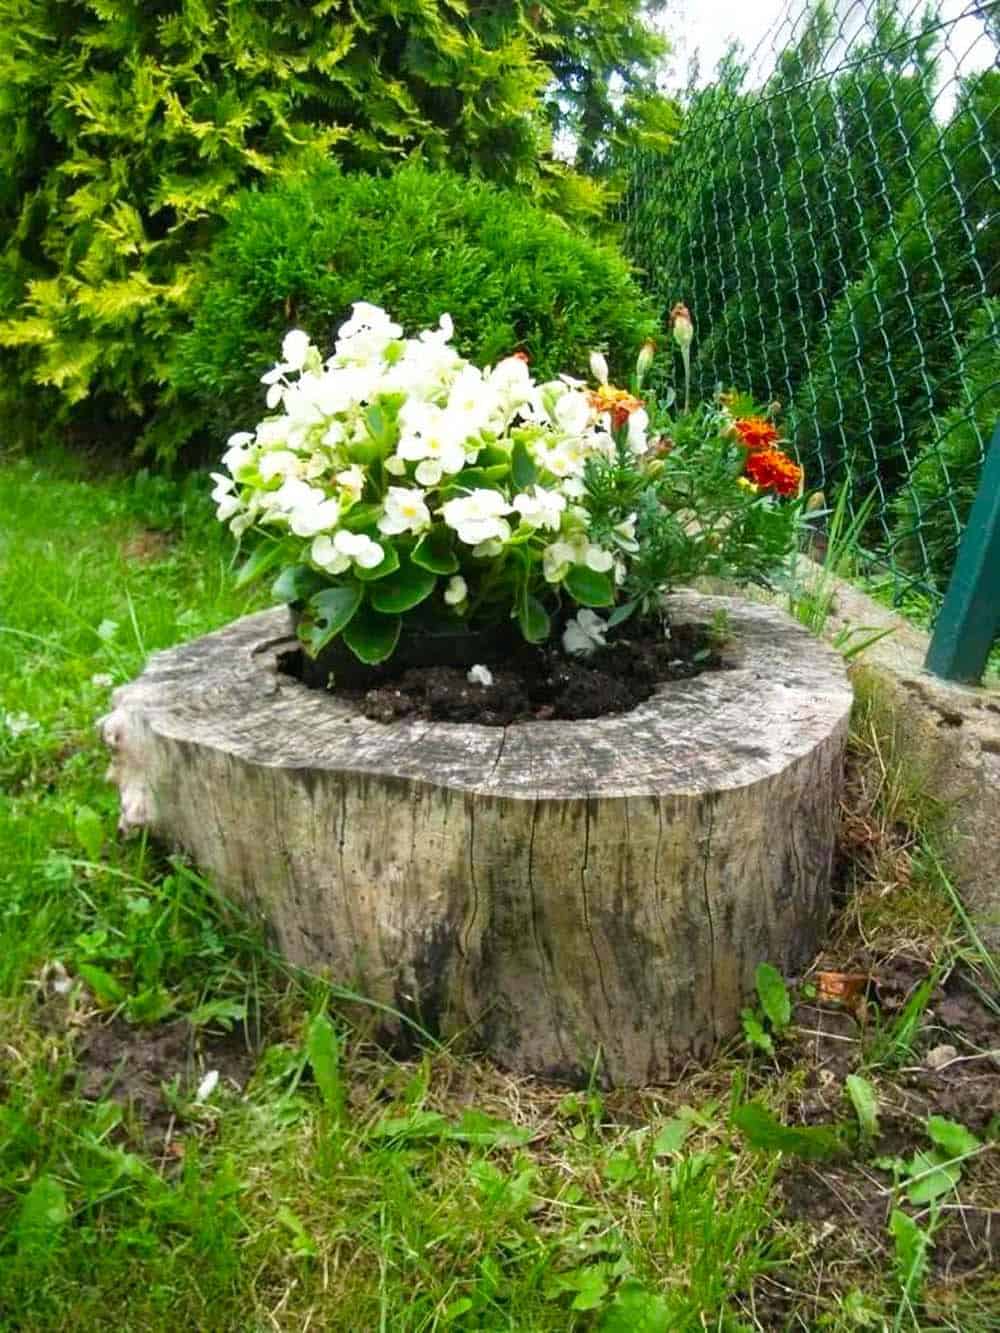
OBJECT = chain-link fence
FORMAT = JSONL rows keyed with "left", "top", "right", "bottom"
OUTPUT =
{"left": 620, "top": 0, "right": 998, "bottom": 617}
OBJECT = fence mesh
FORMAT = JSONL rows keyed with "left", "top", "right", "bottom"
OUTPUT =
{"left": 620, "top": 0, "right": 998, "bottom": 619}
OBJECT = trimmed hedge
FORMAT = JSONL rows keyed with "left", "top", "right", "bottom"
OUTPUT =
{"left": 172, "top": 164, "right": 659, "bottom": 441}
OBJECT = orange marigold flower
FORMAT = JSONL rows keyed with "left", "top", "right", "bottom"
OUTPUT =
{"left": 587, "top": 385, "right": 645, "bottom": 431}
{"left": 732, "top": 416, "right": 780, "bottom": 452}
{"left": 744, "top": 447, "right": 803, "bottom": 497}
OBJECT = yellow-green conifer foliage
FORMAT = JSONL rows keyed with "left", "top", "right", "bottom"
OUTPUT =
{"left": 0, "top": 0, "right": 671, "bottom": 457}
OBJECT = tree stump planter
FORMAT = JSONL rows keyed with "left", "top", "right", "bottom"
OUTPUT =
{"left": 101, "top": 592, "right": 853, "bottom": 1085}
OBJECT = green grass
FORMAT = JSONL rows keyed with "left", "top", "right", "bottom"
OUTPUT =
{"left": 1, "top": 449, "right": 997, "bottom": 1331}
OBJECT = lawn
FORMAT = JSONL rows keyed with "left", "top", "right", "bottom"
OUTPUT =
{"left": 1, "top": 448, "right": 997, "bottom": 1332}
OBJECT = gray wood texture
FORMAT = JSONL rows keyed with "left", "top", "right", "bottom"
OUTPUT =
{"left": 101, "top": 592, "right": 853, "bottom": 1084}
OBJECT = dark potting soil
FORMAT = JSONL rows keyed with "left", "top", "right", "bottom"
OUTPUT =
{"left": 281, "top": 620, "right": 722, "bottom": 725}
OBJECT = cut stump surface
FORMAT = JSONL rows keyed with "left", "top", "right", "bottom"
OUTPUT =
{"left": 102, "top": 592, "right": 853, "bottom": 1084}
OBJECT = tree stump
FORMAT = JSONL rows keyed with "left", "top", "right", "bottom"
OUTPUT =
{"left": 101, "top": 592, "right": 853, "bottom": 1085}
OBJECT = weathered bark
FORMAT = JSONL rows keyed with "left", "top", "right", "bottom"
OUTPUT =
{"left": 101, "top": 592, "right": 853, "bottom": 1084}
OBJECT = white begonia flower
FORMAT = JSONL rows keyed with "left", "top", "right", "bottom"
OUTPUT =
{"left": 542, "top": 538, "right": 578, "bottom": 583}
{"left": 415, "top": 459, "right": 444, "bottom": 486}
{"left": 222, "top": 434, "right": 254, "bottom": 475}
{"left": 312, "top": 530, "right": 385, "bottom": 574}
{"left": 512, "top": 486, "right": 566, "bottom": 531}
{"left": 335, "top": 465, "right": 366, "bottom": 505}
{"left": 254, "top": 418, "right": 289, "bottom": 448}
{"left": 488, "top": 355, "right": 533, "bottom": 411}
{"left": 265, "top": 381, "right": 284, "bottom": 410}
{"left": 419, "top": 312, "right": 454, "bottom": 344}
{"left": 553, "top": 389, "right": 592, "bottom": 436}
{"left": 446, "top": 365, "right": 499, "bottom": 433}
{"left": 322, "top": 421, "right": 345, "bottom": 447}
{"left": 258, "top": 450, "right": 301, "bottom": 483}
{"left": 378, "top": 486, "right": 432, "bottom": 536}
{"left": 472, "top": 535, "right": 507, "bottom": 558}
{"left": 441, "top": 489, "right": 513, "bottom": 547}
{"left": 269, "top": 480, "right": 340, "bottom": 537}
{"left": 338, "top": 302, "right": 401, "bottom": 342}
{"left": 210, "top": 472, "right": 241, "bottom": 522}
{"left": 444, "top": 575, "right": 468, "bottom": 605}
{"left": 282, "top": 329, "right": 311, "bottom": 371}
{"left": 397, "top": 402, "right": 467, "bottom": 475}
{"left": 467, "top": 664, "right": 494, "bottom": 687}
{"left": 584, "top": 544, "right": 614, "bottom": 573}
{"left": 612, "top": 514, "right": 640, "bottom": 553}
{"left": 542, "top": 534, "right": 613, "bottom": 582}
{"left": 562, "top": 609, "right": 608, "bottom": 658}
{"left": 260, "top": 330, "right": 313, "bottom": 389}
{"left": 627, "top": 407, "right": 650, "bottom": 454}
{"left": 384, "top": 454, "right": 407, "bottom": 476}
{"left": 589, "top": 350, "right": 610, "bottom": 385}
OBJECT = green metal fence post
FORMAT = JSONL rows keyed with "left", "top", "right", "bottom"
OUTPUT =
{"left": 925, "top": 422, "right": 1000, "bottom": 686}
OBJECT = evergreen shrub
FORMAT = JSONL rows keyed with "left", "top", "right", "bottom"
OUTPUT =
{"left": 173, "top": 164, "right": 659, "bottom": 442}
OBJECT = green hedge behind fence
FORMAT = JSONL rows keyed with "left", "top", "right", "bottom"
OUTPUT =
{"left": 620, "top": 0, "right": 999, "bottom": 604}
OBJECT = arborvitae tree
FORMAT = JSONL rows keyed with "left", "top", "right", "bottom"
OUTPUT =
{"left": 788, "top": 67, "right": 999, "bottom": 493}
{"left": 0, "top": 0, "right": 672, "bottom": 457}
{"left": 623, "top": 2, "right": 940, "bottom": 408}
{"left": 891, "top": 300, "right": 1000, "bottom": 588}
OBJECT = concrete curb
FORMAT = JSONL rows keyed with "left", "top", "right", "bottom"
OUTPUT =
{"left": 698, "top": 560, "right": 1000, "bottom": 954}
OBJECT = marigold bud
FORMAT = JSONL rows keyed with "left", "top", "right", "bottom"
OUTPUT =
{"left": 636, "top": 340, "right": 656, "bottom": 381}
{"left": 589, "top": 350, "right": 610, "bottom": 385}
{"left": 670, "top": 303, "right": 693, "bottom": 350}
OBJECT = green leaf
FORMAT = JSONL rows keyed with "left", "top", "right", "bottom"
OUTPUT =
{"left": 651, "top": 1117, "right": 690, "bottom": 1156}
{"left": 304, "top": 583, "right": 363, "bottom": 655}
{"left": 78, "top": 964, "right": 127, "bottom": 1007}
{"left": 15, "top": 1176, "right": 69, "bottom": 1258}
{"left": 337, "top": 503, "right": 383, "bottom": 534}
{"left": 569, "top": 1267, "right": 610, "bottom": 1312}
{"left": 890, "top": 1208, "right": 929, "bottom": 1300}
{"left": 607, "top": 599, "right": 639, "bottom": 629}
{"left": 342, "top": 605, "right": 401, "bottom": 664}
{"left": 510, "top": 438, "right": 537, "bottom": 490}
{"left": 74, "top": 805, "right": 104, "bottom": 862}
{"left": 926, "top": 1116, "right": 980, "bottom": 1159}
{"left": 741, "top": 1008, "right": 774, "bottom": 1056}
{"left": 599, "top": 1281, "right": 672, "bottom": 1332}
{"left": 732, "top": 1103, "right": 847, "bottom": 1160}
{"left": 755, "top": 963, "right": 792, "bottom": 1033}
{"left": 369, "top": 1109, "right": 450, "bottom": 1142}
{"left": 517, "top": 593, "right": 550, "bottom": 643}
{"left": 126, "top": 985, "right": 175, "bottom": 1025}
{"left": 564, "top": 564, "right": 615, "bottom": 607}
{"left": 448, "top": 1110, "right": 533, "bottom": 1148}
{"left": 187, "top": 998, "right": 247, "bottom": 1031}
{"left": 353, "top": 542, "right": 400, "bottom": 582}
{"left": 845, "top": 1074, "right": 879, "bottom": 1141}
{"left": 439, "top": 466, "right": 506, "bottom": 497}
{"left": 306, "top": 1013, "right": 344, "bottom": 1120}
{"left": 369, "top": 558, "right": 437, "bottom": 614}
{"left": 235, "top": 539, "right": 288, "bottom": 588}
{"left": 411, "top": 525, "right": 459, "bottom": 575}
{"left": 442, "top": 1298, "right": 475, "bottom": 1323}
{"left": 276, "top": 1205, "right": 317, "bottom": 1258}
{"left": 905, "top": 1150, "right": 960, "bottom": 1204}
{"left": 271, "top": 564, "right": 326, "bottom": 605}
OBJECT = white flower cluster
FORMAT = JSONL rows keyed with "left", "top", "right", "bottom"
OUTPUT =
{"left": 212, "top": 304, "right": 650, "bottom": 597}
